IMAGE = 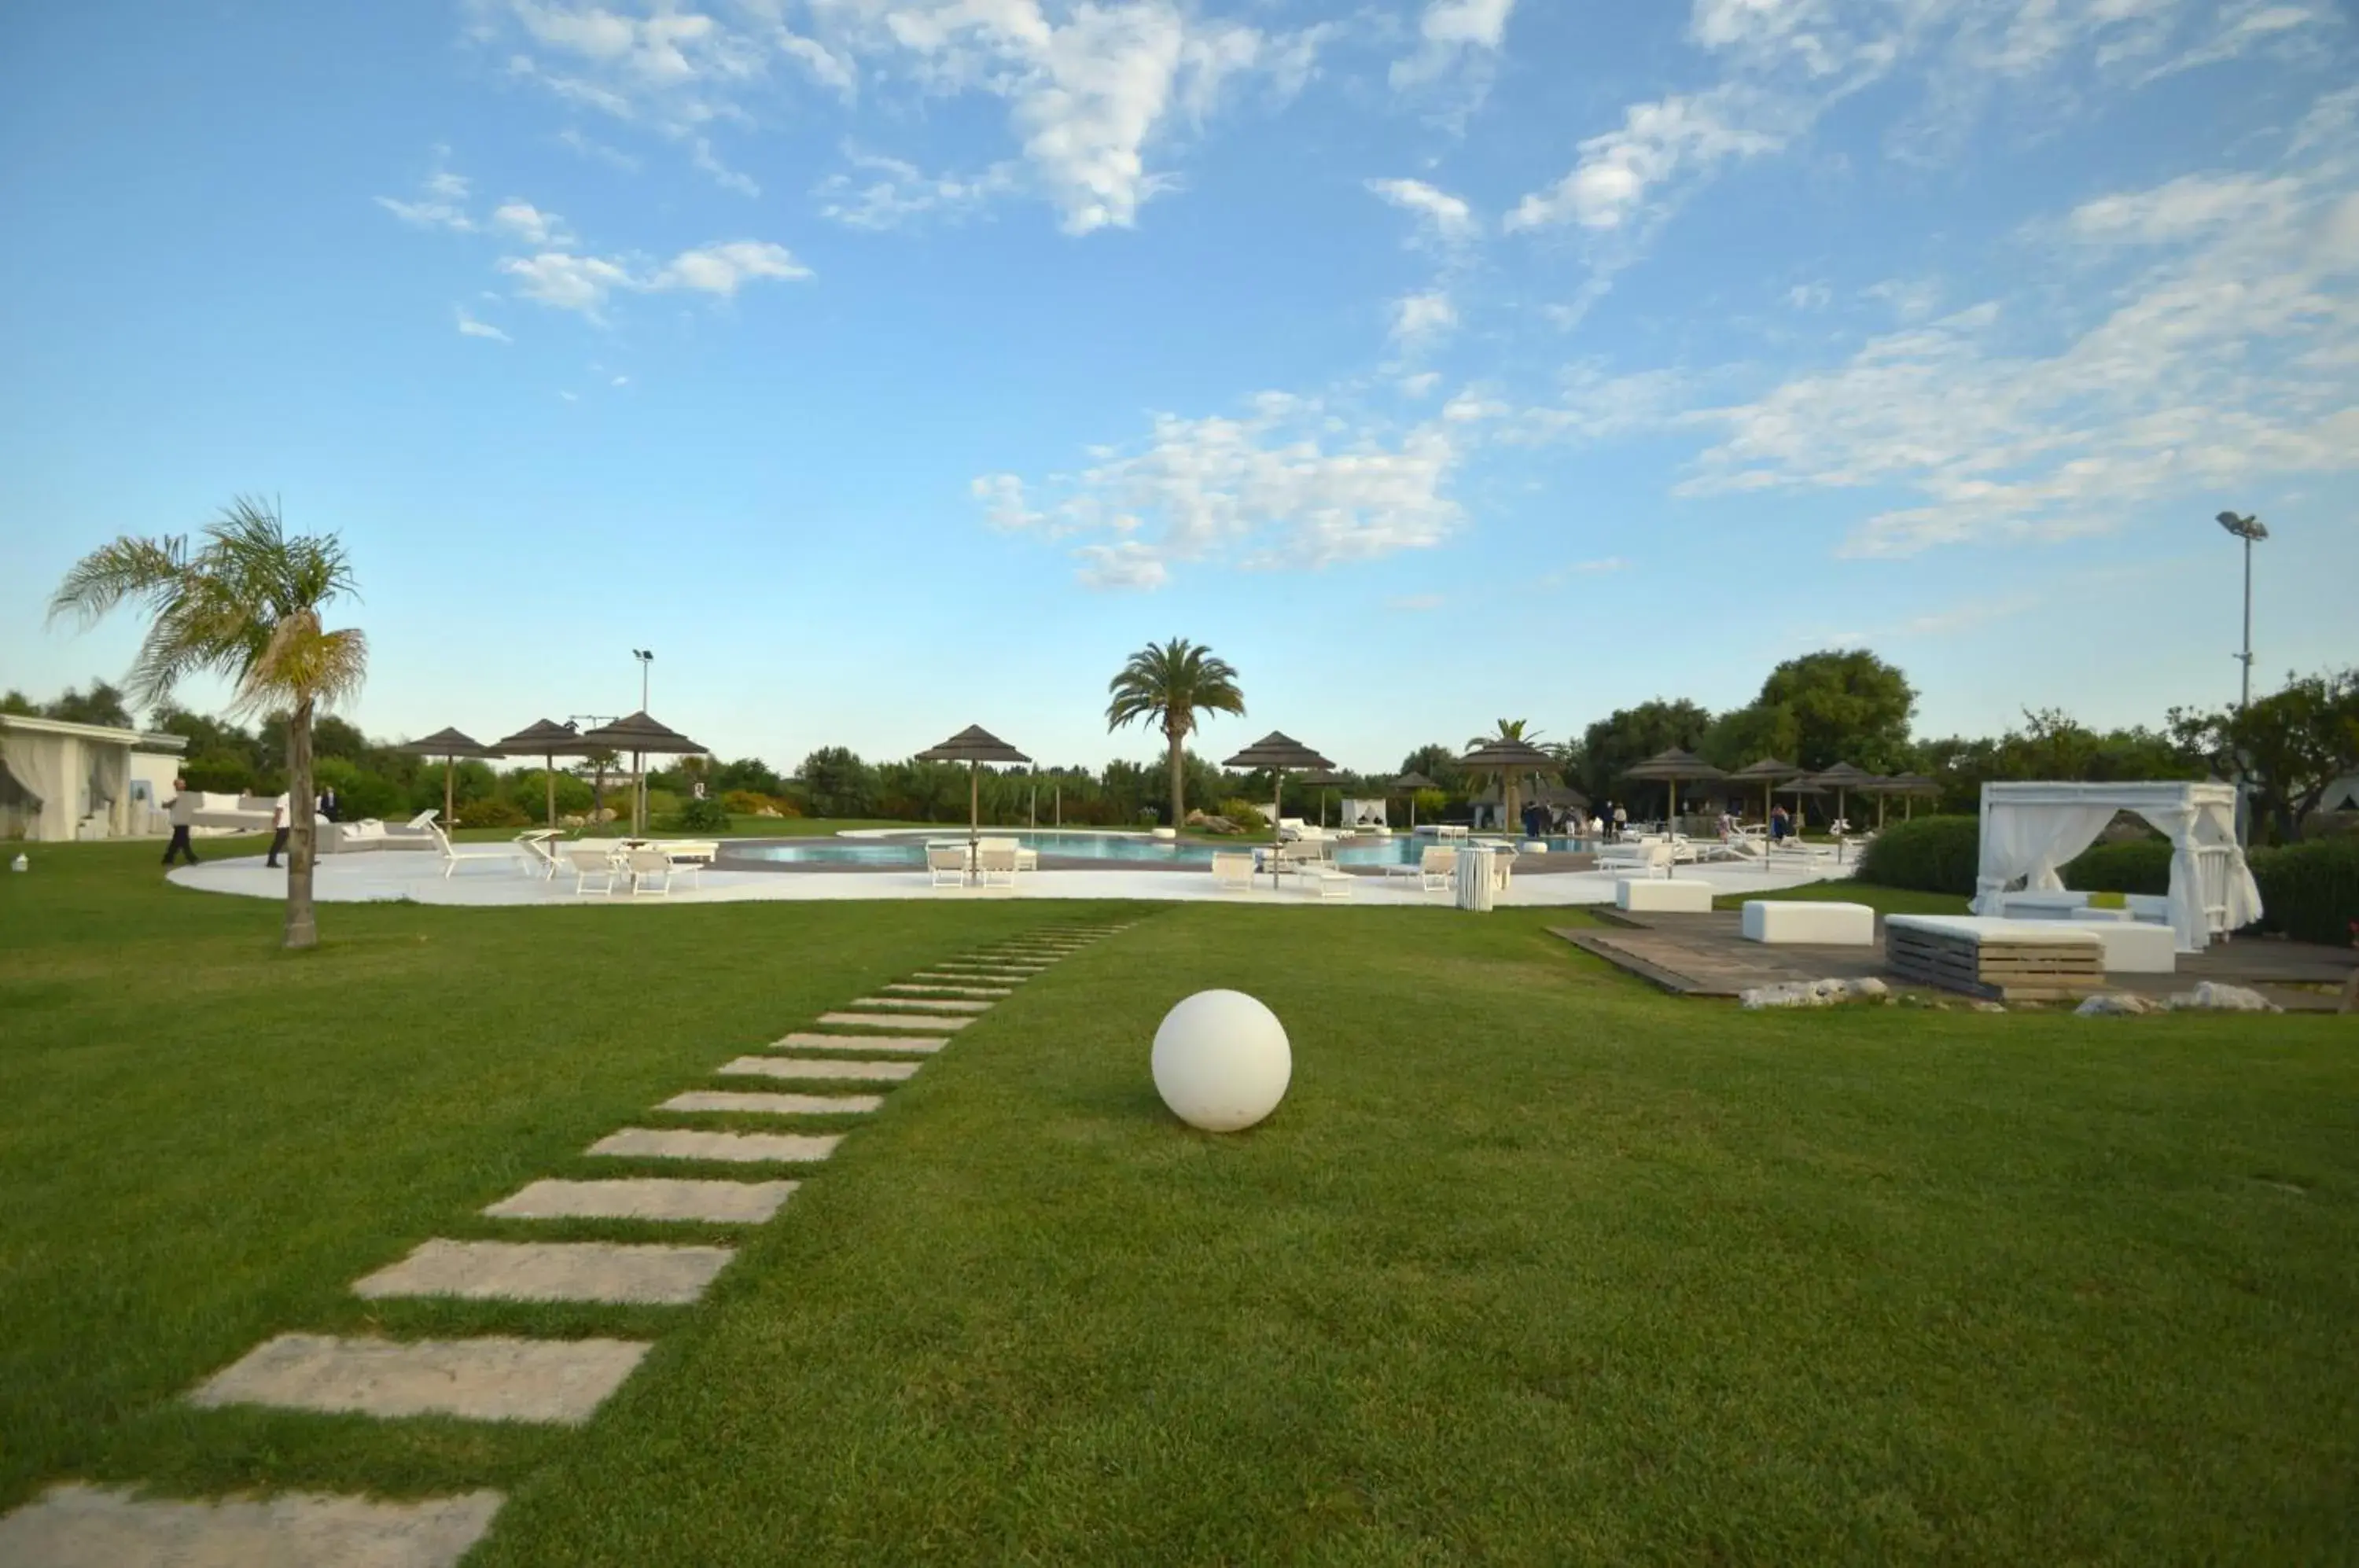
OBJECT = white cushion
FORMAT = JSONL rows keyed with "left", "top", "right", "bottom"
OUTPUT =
{"left": 1617, "top": 878, "right": 1713, "bottom": 913}
{"left": 1743, "top": 900, "right": 1875, "bottom": 945}
{"left": 2008, "top": 918, "right": 2177, "bottom": 973}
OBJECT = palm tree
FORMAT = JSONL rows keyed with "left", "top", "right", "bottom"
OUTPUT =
{"left": 1466, "top": 718, "right": 1544, "bottom": 832}
{"left": 1106, "top": 638, "right": 1245, "bottom": 830}
{"left": 48, "top": 498, "right": 366, "bottom": 950}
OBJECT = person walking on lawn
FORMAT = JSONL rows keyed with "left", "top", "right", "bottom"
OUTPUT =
{"left": 264, "top": 793, "right": 291, "bottom": 869}
{"left": 161, "top": 776, "right": 199, "bottom": 867}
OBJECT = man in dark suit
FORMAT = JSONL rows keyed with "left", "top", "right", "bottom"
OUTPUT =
{"left": 161, "top": 777, "right": 199, "bottom": 867}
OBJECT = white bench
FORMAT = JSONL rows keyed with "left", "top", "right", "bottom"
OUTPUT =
{"left": 1617, "top": 878, "right": 1713, "bottom": 913}
{"left": 1742, "top": 900, "right": 1875, "bottom": 945}
{"left": 2030, "top": 917, "right": 2177, "bottom": 974}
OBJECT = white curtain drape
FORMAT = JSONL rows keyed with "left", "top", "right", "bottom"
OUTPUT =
{"left": 87, "top": 743, "right": 129, "bottom": 837}
{"left": 2129, "top": 796, "right": 2262, "bottom": 948}
{"left": 2, "top": 731, "right": 72, "bottom": 841}
{"left": 1971, "top": 803, "right": 2119, "bottom": 913}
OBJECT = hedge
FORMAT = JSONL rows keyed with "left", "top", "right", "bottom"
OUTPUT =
{"left": 2247, "top": 836, "right": 2359, "bottom": 946}
{"left": 2059, "top": 837, "right": 2173, "bottom": 895}
{"left": 1853, "top": 815, "right": 1979, "bottom": 896}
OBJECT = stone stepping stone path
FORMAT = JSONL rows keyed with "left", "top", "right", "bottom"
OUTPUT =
{"left": 191, "top": 1334, "right": 650, "bottom": 1426}
{"left": 848, "top": 996, "right": 994, "bottom": 1012}
{"left": 355, "top": 1239, "right": 736, "bottom": 1306}
{"left": 719, "top": 1055, "right": 922, "bottom": 1083}
{"left": 588, "top": 1128, "right": 842, "bottom": 1165}
{"left": 660, "top": 1090, "right": 883, "bottom": 1116}
{"left": 815, "top": 1010, "right": 970, "bottom": 1032}
{"left": 6, "top": 922, "right": 1141, "bottom": 1559}
{"left": 0, "top": 1482, "right": 505, "bottom": 1568}
{"left": 488, "top": 1177, "right": 800, "bottom": 1224}
{"left": 772, "top": 1032, "right": 946, "bottom": 1055}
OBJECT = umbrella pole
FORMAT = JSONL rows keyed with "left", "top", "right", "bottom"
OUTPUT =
{"left": 970, "top": 763, "right": 980, "bottom": 885}
{"left": 443, "top": 753, "right": 455, "bottom": 834}
{"left": 1272, "top": 771, "right": 1283, "bottom": 889}
{"left": 546, "top": 751, "right": 557, "bottom": 832}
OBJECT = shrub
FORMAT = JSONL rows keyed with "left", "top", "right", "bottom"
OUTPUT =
{"left": 672, "top": 796, "right": 731, "bottom": 832}
{"left": 643, "top": 789, "right": 681, "bottom": 823}
{"left": 2060, "top": 837, "right": 2173, "bottom": 895}
{"left": 721, "top": 790, "right": 772, "bottom": 816}
{"left": 1854, "top": 814, "right": 1979, "bottom": 895}
{"left": 1220, "top": 797, "right": 1269, "bottom": 833}
{"left": 2247, "top": 836, "right": 2359, "bottom": 945}
{"left": 455, "top": 797, "right": 528, "bottom": 829}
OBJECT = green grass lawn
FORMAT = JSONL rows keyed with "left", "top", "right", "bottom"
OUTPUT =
{"left": 2, "top": 843, "right": 2355, "bottom": 1563}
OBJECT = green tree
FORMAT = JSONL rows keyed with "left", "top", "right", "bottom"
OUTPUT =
{"left": 1397, "top": 743, "right": 1464, "bottom": 796}
{"left": 1756, "top": 650, "right": 1917, "bottom": 771}
{"left": 48, "top": 499, "right": 367, "bottom": 949}
{"left": 797, "top": 746, "right": 875, "bottom": 819}
{"left": 1700, "top": 701, "right": 1801, "bottom": 771}
{"left": 1106, "top": 638, "right": 1246, "bottom": 828}
{"left": 1581, "top": 699, "right": 1712, "bottom": 802}
{"left": 2171, "top": 669, "right": 2359, "bottom": 843}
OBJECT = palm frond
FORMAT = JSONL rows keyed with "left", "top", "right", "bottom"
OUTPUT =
{"left": 229, "top": 613, "right": 370, "bottom": 718}
{"left": 45, "top": 535, "right": 190, "bottom": 627}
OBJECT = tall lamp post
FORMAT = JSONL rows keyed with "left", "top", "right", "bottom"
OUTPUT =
{"left": 2216, "top": 512, "right": 2268, "bottom": 845}
{"left": 631, "top": 648, "right": 654, "bottom": 711}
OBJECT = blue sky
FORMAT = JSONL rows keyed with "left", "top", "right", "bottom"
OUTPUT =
{"left": 4, "top": 0, "right": 2354, "bottom": 774}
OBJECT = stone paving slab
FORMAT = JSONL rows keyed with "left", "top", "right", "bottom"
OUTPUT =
{"left": 848, "top": 996, "right": 993, "bottom": 1012}
{"left": 906, "top": 974, "right": 1021, "bottom": 988}
{"left": 773, "top": 1032, "right": 945, "bottom": 1055}
{"left": 942, "top": 959, "right": 1048, "bottom": 969}
{"left": 815, "top": 1011, "right": 970, "bottom": 1032}
{"left": 885, "top": 981, "right": 1010, "bottom": 996}
{"left": 353, "top": 1239, "right": 734, "bottom": 1305}
{"left": 190, "top": 1334, "right": 648, "bottom": 1426}
{"left": 0, "top": 1483, "right": 504, "bottom": 1568}
{"left": 718, "top": 1055, "right": 920, "bottom": 1082}
{"left": 485, "top": 1177, "right": 799, "bottom": 1224}
{"left": 589, "top": 1128, "right": 844, "bottom": 1165}
{"left": 660, "top": 1090, "right": 884, "bottom": 1116}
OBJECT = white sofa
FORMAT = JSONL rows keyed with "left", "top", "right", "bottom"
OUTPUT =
{"left": 1617, "top": 878, "right": 1713, "bottom": 913}
{"left": 321, "top": 815, "right": 438, "bottom": 853}
{"left": 1742, "top": 900, "right": 1875, "bottom": 945}
{"left": 1993, "top": 889, "right": 2172, "bottom": 925}
{"left": 177, "top": 792, "right": 279, "bottom": 833}
{"left": 2037, "top": 917, "right": 2178, "bottom": 974}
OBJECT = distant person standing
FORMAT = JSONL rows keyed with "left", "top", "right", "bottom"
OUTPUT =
{"left": 161, "top": 776, "right": 199, "bottom": 867}
{"left": 317, "top": 784, "right": 339, "bottom": 823}
{"left": 1611, "top": 802, "right": 1628, "bottom": 841}
{"left": 1770, "top": 803, "right": 1790, "bottom": 844}
{"left": 264, "top": 794, "right": 291, "bottom": 869}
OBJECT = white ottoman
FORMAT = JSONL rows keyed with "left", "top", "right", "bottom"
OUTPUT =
{"left": 1617, "top": 878, "right": 1714, "bottom": 913}
{"left": 1743, "top": 900, "right": 1875, "bottom": 945}
{"left": 2078, "top": 919, "right": 2178, "bottom": 974}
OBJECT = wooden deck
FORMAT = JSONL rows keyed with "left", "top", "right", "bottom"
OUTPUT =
{"left": 1553, "top": 910, "right": 2356, "bottom": 1011}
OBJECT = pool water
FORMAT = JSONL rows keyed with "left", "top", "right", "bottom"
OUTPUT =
{"left": 729, "top": 830, "right": 1588, "bottom": 868}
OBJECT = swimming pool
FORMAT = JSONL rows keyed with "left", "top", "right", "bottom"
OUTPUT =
{"left": 727, "top": 830, "right": 1589, "bottom": 868}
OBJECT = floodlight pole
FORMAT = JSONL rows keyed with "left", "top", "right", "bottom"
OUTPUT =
{"left": 2216, "top": 513, "right": 2268, "bottom": 845}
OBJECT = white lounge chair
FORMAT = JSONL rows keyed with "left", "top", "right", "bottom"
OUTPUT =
{"left": 1596, "top": 838, "right": 1672, "bottom": 878}
{"left": 566, "top": 844, "right": 620, "bottom": 896}
{"left": 624, "top": 847, "right": 675, "bottom": 896}
{"left": 926, "top": 845, "right": 969, "bottom": 888}
{"left": 975, "top": 842, "right": 1019, "bottom": 888}
{"left": 1408, "top": 845, "right": 1456, "bottom": 893}
{"left": 1304, "top": 866, "right": 1354, "bottom": 900}
{"left": 428, "top": 823, "right": 519, "bottom": 880}
{"left": 1211, "top": 851, "right": 1256, "bottom": 891}
{"left": 515, "top": 831, "right": 565, "bottom": 879}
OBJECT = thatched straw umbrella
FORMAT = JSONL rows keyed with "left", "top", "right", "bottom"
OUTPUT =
{"left": 915, "top": 724, "right": 1032, "bottom": 880}
{"left": 577, "top": 711, "right": 707, "bottom": 837}
{"left": 494, "top": 718, "right": 594, "bottom": 831}
{"left": 395, "top": 727, "right": 506, "bottom": 833}
{"left": 1224, "top": 732, "right": 1335, "bottom": 888}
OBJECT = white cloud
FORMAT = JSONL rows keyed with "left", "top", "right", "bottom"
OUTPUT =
{"left": 378, "top": 163, "right": 475, "bottom": 230}
{"left": 1507, "top": 88, "right": 1785, "bottom": 232}
{"left": 692, "top": 136, "right": 761, "bottom": 196}
{"left": 455, "top": 307, "right": 512, "bottom": 342}
{"left": 1389, "top": 289, "right": 1458, "bottom": 348}
{"left": 652, "top": 239, "right": 811, "bottom": 294}
{"left": 489, "top": 200, "right": 574, "bottom": 245}
{"left": 1667, "top": 122, "right": 2359, "bottom": 556}
{"left": 1074, "top": 540, "right": 1170, "bottom": 591}
{"left": 476, "top": 0, "right": 1333, "bottom": 236}
{"left": 1387, "top": 593, "right": 1446, "bottom": 611}
{"left": 1366, "top": 177, "right": 1476, "bottom": 245}
{"left": 816, "top": 148, "right": 1018, "bottom": 231}
{"left": 1391, "top": 0, "right": 1518, "bottom": 91}
{"left": 1786, "top": 282, "right": 1831, "bottom": 311}
{"left": 1398, "top": 371, "right": 1444, "bottom": 398}
{"left": 981, "top": 394, "right": 1466, "bottom": 588}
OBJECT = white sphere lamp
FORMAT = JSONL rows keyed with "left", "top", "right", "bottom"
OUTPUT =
{"left": 1152, "top": 989, "right": 1291, "bottom": 1132}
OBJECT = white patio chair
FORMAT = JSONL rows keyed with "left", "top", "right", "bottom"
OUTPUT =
{"left": 1419, "top": 845, "right": 1457, "bottom": 893}
{"left": 566, "top": 845, "right": 620, "bottom": 896}
{"left": 514, "top": 832, "right": 565, "bottom": 879}
{"left": 926, "top": 846, "right": 969, "bottom": 888}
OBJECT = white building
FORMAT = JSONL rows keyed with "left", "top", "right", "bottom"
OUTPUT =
{"left": 0, "top": 714, "right": 189, "bottom": 841}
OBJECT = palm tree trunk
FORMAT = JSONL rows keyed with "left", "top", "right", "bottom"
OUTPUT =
{"left": 1165, "top": 727, "right": 1185, "bottom": 829}
{"left": 283, "top": 697, "right": 318, "bottom": 951}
